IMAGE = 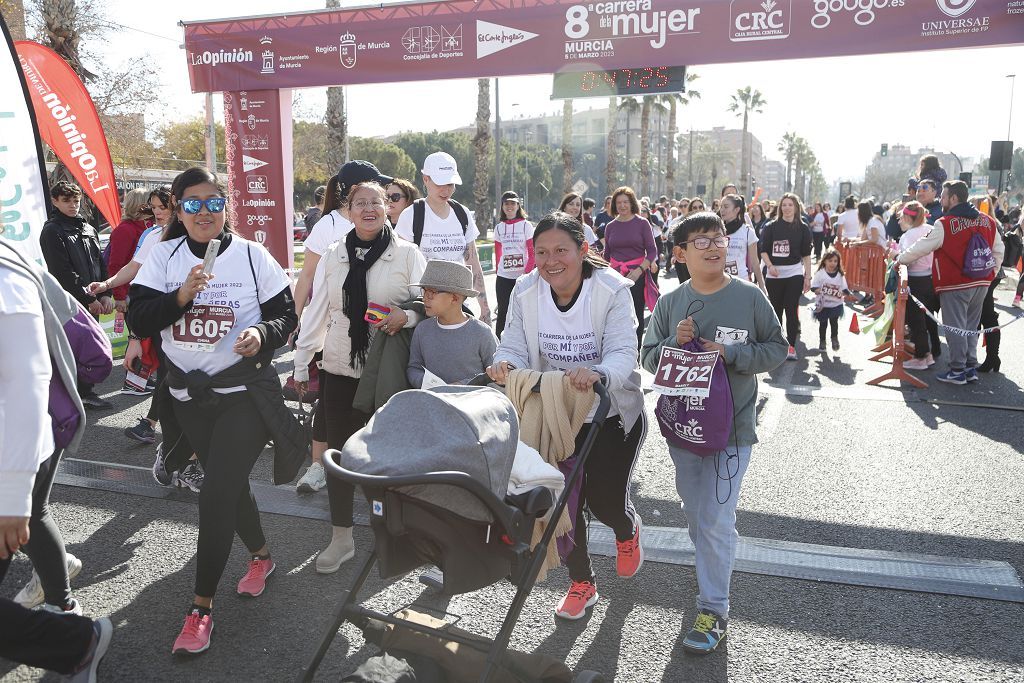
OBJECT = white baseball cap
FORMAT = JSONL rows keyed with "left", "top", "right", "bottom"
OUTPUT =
{"left": 421, "top": 151, "right": 462, "bottom": 186}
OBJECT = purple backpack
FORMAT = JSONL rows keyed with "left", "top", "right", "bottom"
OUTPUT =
{"left": 654, "top": 340, "right": 734, "bottom": 457}
{"left": 49, "top": 303, "right": 112, "bottom": 449}
{"left": 962, "top": 230, "right": 996, "bottom": 280}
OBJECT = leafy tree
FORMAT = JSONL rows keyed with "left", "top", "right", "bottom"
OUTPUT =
{"left": 392, "top": 131, "right": 477, "bottom": 205}
{"left": 156, "top": 117, "right": 225, "bottom": 170}
{"left": 349, "top": 138, "right": 417, "bottom": 181}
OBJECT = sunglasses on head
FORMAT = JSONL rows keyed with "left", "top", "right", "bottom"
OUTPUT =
{"left": 181, "top": 198, "right": 226, "bottom": 214}
{"left": 386, "top": 193, "right": 406, "bottom": 203}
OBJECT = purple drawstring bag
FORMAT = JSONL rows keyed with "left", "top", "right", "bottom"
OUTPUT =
{"left": 654, "top": 341, "right": 734, "bottom": 456}
{"left": 962, "top": 230, "right": 996, "bottom": 280}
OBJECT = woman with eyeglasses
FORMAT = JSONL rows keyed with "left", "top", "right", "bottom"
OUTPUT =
{"left": 759, "top": 192, "right": 813, "bottom": 360}
{"left": 385, "top": 178, "right": 420, "bottom": 229}
{"left": 127, "top": 167, "right": 300, "bottom": 655}
{"left": 493, "top": 191, "right": 534, "bottom": 338}
{"left": 293, "top": 181, "right": 426, "bottom": 576}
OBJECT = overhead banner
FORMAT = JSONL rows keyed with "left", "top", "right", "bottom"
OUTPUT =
{"left": 223, "top": 89, "right": 294, "bottom": 270}
{"left": 16, "top": 41, "right": 122, "bottom": 229}
{"left": 183, "top": 0, "right": 1024, "bottom": 92}
{"left": 0, "top": 17, "right": 50, "bottom": 263}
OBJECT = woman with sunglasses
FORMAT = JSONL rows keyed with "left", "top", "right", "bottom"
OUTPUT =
{"left": 127, "top": 167, "right": 300, "bottom": 655}
{"left": 493, "top": 191, "right": 534, "bottom": 338}
{"left": 385, "top": 178, "right": 420, "bottom": 229}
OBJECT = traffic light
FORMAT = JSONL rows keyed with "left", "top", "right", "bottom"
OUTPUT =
{"left": 880, "top": 144, "right": 888, "bottom": 157}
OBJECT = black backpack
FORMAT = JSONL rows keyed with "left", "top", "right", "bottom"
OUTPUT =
{"left": 411, "top": 198, "right": 469, "bottom": 246}
{"left": 1002, "top": 228, "right": 1022, "bottom": 269}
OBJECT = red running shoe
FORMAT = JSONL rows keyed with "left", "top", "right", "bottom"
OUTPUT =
{"left": 554, "top": 580, "right": 598, "bottom": 620}
{"left": 237, "top": 556, "right": 275, "bottom": 597}
{"left": 616, "top": 514, "right": 644, "bottom": 578}
{"left": 172, "top": 610, "right": 213, "bottom": 655}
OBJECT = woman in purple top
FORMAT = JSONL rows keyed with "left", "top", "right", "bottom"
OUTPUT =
{"left": 603, "top": 186, "right": 658, "bottom": 349}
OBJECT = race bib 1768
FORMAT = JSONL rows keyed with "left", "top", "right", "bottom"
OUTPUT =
{"left": 172, "top": 305, "right": 236, "bottom": 352}
{"left": 651, "top": 346, "right": 718, "bottom": 398}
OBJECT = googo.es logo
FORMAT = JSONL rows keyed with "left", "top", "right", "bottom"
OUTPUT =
{"left": 935, "top": 0, "right": 976, "bottom": 17}
{"left": 730, "top": 0, "right": 791, "bottom": 42}
{"left": 810, "top": 0, "right": 905, "bottom": 28}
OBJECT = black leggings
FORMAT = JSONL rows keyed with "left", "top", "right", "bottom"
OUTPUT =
{"left": 145, "top": 335, "right": 165, "bottom": 423}
{"left": 629, "top": 275, "right": 646, "bottom": 350}
{"left": 980, "top": 278, "right": 1000, "bottom": 330}
{"left": 173, "top": 392, "right": 270, "bottom": 598}
{"left": 908, "top": 275, "right": 942, "bottom": 358}
{"left": 566, "top": 414, "right": 646, "bottom": 584}
{"left": 15, "top": 449, "right": 72, "bottom": 607}
{"left": 812, "top": 232, "right": 825, "bottom": 260}
{"left": 495, "top": 275, "right": 516, "bottom": 339}
{"left": 766, "top": 275, "right": 804, "bottom": 346}
{"left": 818, "top": 317, "right": 839, "bottom": 343}
{"left": 321, "top": 372, "right": 372, "bottom": 527}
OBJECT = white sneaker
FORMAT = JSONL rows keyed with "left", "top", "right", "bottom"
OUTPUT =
{"left": 14, "top": 553, "right": 83, "bottom": 608}
{"left": 903, "top": 357, "right": 930, "bottom": 370}
{"left": 296, "top": 461, "right": 327, "bottom": 493}
{"left": 39, "top": 597, "right": 84, "bottom": 616}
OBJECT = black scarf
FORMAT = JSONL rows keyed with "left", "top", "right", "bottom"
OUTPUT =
{"left": 342, "top": 224, "right": 391, "bottom": 368}
{"left": 724, "top": 217, "right": 744, "bottom": 235}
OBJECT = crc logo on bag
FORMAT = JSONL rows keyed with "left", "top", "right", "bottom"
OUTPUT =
{"left": 730, "top": 0, "right": 791, "bottom": 42}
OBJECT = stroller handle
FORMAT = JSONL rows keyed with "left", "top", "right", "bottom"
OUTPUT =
{"left": 466, "top": 372, "right": 611, "bottom": 425}
{"left": 321, "top": 450, "right": 521, "bottom": 534}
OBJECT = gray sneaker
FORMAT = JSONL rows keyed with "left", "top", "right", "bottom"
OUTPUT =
{"left": 68, "top": 617, "right": 113, "bottom": 683}
{"left": 176, "top": 461, "right": 205, "bottom": 493}
{"left": 40, "top": 597, "right": 84, "bottom": 616}
{"left": 296, "top": 461, "right": 327, "bottom": 493}
{"left": 152, "top": 443, "right": 175, "bottom": 487}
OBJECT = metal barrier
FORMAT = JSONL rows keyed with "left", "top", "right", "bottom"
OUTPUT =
{"left": 837, "top": 241, "right": 888, "bottom": 318}
{"left": 867, "top": 265, "right": 928, "bottom": 389}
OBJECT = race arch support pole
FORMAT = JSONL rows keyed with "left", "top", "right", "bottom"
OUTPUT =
{"left": 494, "top": 77, "right": 501, "bottom": 226}
{"left": 204, "top": 92, "right": 217, "bottom": 171}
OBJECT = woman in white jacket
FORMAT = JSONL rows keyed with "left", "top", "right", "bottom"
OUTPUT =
{"left": 292, "top": 182, "right": 426, "bottom": 573}
{"left": 487, "top": 211, "right": 647, "bottom": 621}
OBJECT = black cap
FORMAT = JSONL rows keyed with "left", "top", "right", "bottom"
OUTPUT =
{"left": 335, "top": 160, "right": 394, "bottom": 198}
{"left": 501, "top": 191, "right": 520, "bottom": 203}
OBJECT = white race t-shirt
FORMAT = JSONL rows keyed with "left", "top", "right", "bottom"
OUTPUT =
{"left": 865, "top": 217, "right": 886, "bottom": 247}
{"left": 303, "top": 210, "right": 354, "bottom": 256}
{"left": 836, "top": 210, "right": 860, "bottom": 240}
{"left": 536, "top": 278, "right": 609, "bottom": 420}
{"left": 493, "top": 219, "right": 534, "bottom": 278}
{"left": 811, "top": 270, "right": 849, "bottom": 308}
{"left": 395, "top": 201, "right": 480, "bottom": 264}
{"left": 725, "top": 225, "right": 758, "bottom": 280}
{"left": 811, "top": 213, "right": 826, "bottom": 233}
{"left": 132, "top": 225, "right": 166, "bottom": 265}
{"left": 134, "top": 236, "right": 291, "bottom": 401}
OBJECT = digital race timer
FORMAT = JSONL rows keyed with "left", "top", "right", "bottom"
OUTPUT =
{"left": 551, "top": 66, "right": 687, "bottom": 100}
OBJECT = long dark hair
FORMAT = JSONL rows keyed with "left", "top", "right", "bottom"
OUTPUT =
{"left": 533, "top": 211, "right": 607, "bottom": 277}
{"left": 163, "top": 167, "right": 232, "bottom": 241}
{"left": 558, "top": 192, "right": 584, "bottom": 219}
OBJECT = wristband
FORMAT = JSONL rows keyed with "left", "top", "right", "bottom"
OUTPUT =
{"left": 128, "top": 334, "right": 142, "bottom": 341}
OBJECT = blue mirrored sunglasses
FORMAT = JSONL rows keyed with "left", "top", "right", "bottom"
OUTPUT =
{"left": 181, "top": 197, "right": 226, "bottom": 214}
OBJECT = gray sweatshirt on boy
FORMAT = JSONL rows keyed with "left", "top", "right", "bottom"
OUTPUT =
{"left": 641, "top": 277, "right": 788, "bottom": 446}
{"left": 407, "top": 317, "right": 498, "bottom": 387}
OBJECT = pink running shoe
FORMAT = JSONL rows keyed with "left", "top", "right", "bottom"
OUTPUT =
{"left": 237, "top": 556, "right": 275, "bottom": 597}
{"left": 172, "top": 610, "right": 213, "bottom": 655}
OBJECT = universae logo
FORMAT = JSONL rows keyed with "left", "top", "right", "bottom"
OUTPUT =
{"left": 935, "top": 0, "right": 976, "bottom": 17}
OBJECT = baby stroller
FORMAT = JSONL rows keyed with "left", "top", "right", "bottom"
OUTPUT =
{"left": 299, "top": 376, "right": 610, "bottom": 683}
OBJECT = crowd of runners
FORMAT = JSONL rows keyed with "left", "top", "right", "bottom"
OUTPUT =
{"left": 1, "top": 148, "right": 1020, "bottom": 679}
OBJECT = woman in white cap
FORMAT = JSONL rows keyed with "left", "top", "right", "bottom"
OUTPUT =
{"left": 293, "top": 181, "right": 426, "bottom": 574}
{"left": 395, "top": 152, "right": 491, "bottom": 325}
{"left": 492, "top": 191, "right": 534, "bottom": 338}
{"left": 292, "top": 160, "right": 394, "bottom": 495}
{"left": 486, "top": 211, "right": 646, "bottom": 622}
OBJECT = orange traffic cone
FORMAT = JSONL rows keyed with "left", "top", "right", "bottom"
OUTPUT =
{"left": 849, "top": 312, "right": 860, "bottom": 334}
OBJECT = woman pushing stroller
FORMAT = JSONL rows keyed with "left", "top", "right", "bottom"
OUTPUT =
{"left": 486, "top": 211, "right": 647, "bottom": 620}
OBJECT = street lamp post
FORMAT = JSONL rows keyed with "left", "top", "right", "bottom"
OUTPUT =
{"left": 1000, "top": 74, "right": 1015, "bottom": 194}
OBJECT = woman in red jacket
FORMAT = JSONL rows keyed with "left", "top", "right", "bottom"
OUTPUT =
{"left": 106, "top": 188, "right": 152, "bottom": 312}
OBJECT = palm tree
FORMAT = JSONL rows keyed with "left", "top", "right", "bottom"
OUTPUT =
{"left": 605, "top": 96, "right": 618, "bottom": 194}
{"left": 324, "top": 0, "right": 346, "bottom": 170}
{"left": 562, "top": 98, "right": 574, "bottom": 194}
{"left": 617, "top": 97, "right": 642, "bottom": 188}
{"left": 793, "top": 141, "right": 814, "bottom": 201}
{"left": 472, "top": 78, "right": 492, "bottom": 232}
{"left": 662, "top": 71, "right": 700, "bottom": 199}
{"left": 39, "top": 0, "right": 95, "bottom": 80}
{"left": 728, "top": 86, "right": 766, "bottom": 197}
{"left": 639, "top": 96, "right": 654, "bottom": 196}
{"left": 778, "top": 131, "right": 800, "bottom": 193}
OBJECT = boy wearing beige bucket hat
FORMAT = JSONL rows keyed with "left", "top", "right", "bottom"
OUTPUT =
{"left": 407, "top": 260, "right": 497, "bottom": 389}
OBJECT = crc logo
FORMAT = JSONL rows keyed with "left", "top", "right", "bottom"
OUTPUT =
{"left": 246, "top": 175, "right": 268, "bottom": 194}
{"left": 730, "top": 0, "right": 791, "bottom": 41}
{"left": 935, "top": 0, "right": 975, "bottom": 17}
{"left": 810, "top": 0, "right": 904, "bottom": 28}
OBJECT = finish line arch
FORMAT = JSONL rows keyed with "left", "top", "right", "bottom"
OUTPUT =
{"left": 181, "top": 0, "right": 1023, "bottom": 266}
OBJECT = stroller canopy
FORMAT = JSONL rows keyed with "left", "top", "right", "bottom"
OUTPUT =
{"left": 340, "top": 385, "right": 519, "bottom": 522}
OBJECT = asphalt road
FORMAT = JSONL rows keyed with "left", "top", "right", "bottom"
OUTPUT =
{"left": 2, "top": 272, "right": 1023, "bottom": 682}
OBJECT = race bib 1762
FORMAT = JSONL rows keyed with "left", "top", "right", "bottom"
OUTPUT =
{"left": 651, "top": 346, "right": 718, "bottom": 398}
{"left": 172, "top": 305, "right": 236, "bottom": 352}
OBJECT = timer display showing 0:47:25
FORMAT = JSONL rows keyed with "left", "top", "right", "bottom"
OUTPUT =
{"left": 580, "top": 66, "right": 671, "bottom": 92}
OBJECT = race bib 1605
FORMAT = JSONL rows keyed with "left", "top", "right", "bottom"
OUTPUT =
{"left": 172, "top": 305, "right": 236, "bottom": 352}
